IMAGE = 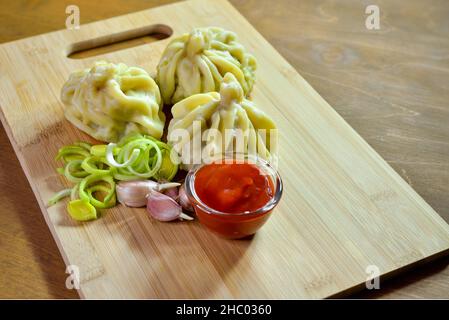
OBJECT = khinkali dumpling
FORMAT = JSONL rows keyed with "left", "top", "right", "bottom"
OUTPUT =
{"left": 61, "top": 61, "right": 165, "bottom": 142}
{"left": 156, "top": 27, "right": 257, "bottom": 104}
{"left": 168, "top": 73, "right": 276, "bottom": 168}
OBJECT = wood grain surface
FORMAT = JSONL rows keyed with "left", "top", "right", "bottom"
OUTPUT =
{"left": 0, "top": 0, "right": 448, "bottom": 299}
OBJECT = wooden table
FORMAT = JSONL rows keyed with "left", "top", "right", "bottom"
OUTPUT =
{"left": 0, "top": 0, "right": 448, "bottom": 299}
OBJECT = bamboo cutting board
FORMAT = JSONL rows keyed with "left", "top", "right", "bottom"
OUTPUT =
{"left": 1, "top": 0, "right": 449, "bottom": 299}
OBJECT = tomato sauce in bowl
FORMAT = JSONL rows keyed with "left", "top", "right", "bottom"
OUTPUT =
{"left": 185, "top": 155, "right": 283, "bottom": 239}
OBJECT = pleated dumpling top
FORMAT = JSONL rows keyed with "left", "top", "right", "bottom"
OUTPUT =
{"left": 168, "top": 73, "right": 276, "bottom": 168}
{"left": 156, "top": 27, "right": 257, "bottom": 105}
{"left": 61, "top": 61, "right": 165, "bottom": 142}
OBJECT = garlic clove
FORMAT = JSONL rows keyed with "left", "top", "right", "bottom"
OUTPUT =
{"left": 163, "top": 185, "right": 179, "bottom": 200}
{"left": 146, "top": 190, "right": 184, "bottom": 221}
{"left": 179, "top": 183, "right": 194, "bottom": 212}
{"left": 157, "top": 182, "right": 181, "bottom": 191}
{"left": 116, "top": 180, "right": 180, "bottom": 207}
{"left": 179, "top": 212, "right": 194, "bottom": 221}
{"left": 117, "top": 180, "right": 157, "bottom": 207}
{"left": 158, "top": 179, "right": 179, "bottom": 200}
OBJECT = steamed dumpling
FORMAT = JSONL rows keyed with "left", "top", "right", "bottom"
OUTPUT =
{"left": 168, "top": 73, "right": 276, "bottom": 168}
{"left": 156, "top": 27, "right": 257, "bottom": 104}
{"left": 61, "top": 61, "right": 165, "bottom": 142}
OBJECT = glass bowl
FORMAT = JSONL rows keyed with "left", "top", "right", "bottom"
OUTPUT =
{"left": 184, "top": 154, "right": 283, "bottom": 239}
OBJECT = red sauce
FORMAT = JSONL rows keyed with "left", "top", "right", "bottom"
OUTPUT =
{"left": 191, "top": 161, "right": 278, "bottom": 239}
{"left": 194, "top": 162, "right": 274, "bottom": 213}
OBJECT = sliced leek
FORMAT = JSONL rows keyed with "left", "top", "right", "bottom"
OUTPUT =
{"left": 79, "top": 173, "right": 116, "bottom": 209}
{"left": 49, "top": 133, "right": 178, "bottom": 222}
{"left": 47, "top": 188, "right": 72, "bottom": 206}
{"left": 67, "top": 199, "right": 97, "bottom": 221}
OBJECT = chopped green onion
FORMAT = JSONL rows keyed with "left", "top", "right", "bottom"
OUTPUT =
{"left": 106, "top": 136, "right": 169, "bottom": 181}
{"left": 64, "top": 160, "right": 89, "bottom": 183}
{"left": 73, "top": 141, "right": 92, "bottom": 151}
{"left": 156, "top": 149, "right": 179, "bottom": 181}
{"left": 81, "top": 156, "right": 112, "bottom": 174}
{"left": 47, "top": 188, "right": 72, "bottom": 206}
{"left": 90, "top": 145, "right": 107, "bottom": 157}
{"left": 106, "top": 143, "right": 141, "bottom": 168}
{"left": 55, "top": 146, "right": 90, "bottom": 163}
{"left": 90, "top": 144, "right": 121, "bottom": 157}
{"left": 79, "top": 173, "right": 116, "bottom": 209}
{"left": 71, "top": 183, "right": 79, "bottom": 200}
{"left": 67, "top": 199, "right": 97, "bottom": 221}
{"left": 54, "top": 133, "right": 179, "bottom": 222}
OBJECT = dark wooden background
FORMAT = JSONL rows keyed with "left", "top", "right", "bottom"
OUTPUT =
{"left": 0, "top": 0, "right": 448, "bottom": 298}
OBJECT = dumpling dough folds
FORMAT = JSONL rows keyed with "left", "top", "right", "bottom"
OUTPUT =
{"left": 61, "top": 61, "right": 165, "bottom": 142}
{"left": 168, "top": 73, "right": 276, "bottom": 168}
{"left": 157, "top": 27, "right": 257, "bottom": 104}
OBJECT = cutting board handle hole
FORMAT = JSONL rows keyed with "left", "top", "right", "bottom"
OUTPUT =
{"left": 66, "top": 24, "right": 173, "bottom": 59}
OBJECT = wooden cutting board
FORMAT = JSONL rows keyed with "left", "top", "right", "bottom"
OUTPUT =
{"left": 1, "top": 0, "right": 449, "bottom": 299}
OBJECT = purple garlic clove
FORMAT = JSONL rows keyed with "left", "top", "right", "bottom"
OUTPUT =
{"left": 116, "top": 180, "right": 180, "bottom": 208}
{"left": 179, "top": 183, "right": 193, "bottom": 212}
{"left": 117, "top": 180, "right": 158, "bottom": 207}
{"left": 161, "top": 183, "right": 179, "bottom": 201}
{"left": 146, "top": 189, "right": 193, "bottom": 222}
